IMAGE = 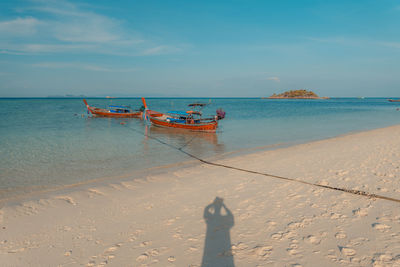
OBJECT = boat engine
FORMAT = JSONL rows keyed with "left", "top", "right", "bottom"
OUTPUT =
{"left": 216, "top": 108, "right": 226, "bottom": 120}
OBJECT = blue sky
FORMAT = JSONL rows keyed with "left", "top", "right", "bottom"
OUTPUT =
{"left": 0, "top": 0, "right": 399, "bottom": 97}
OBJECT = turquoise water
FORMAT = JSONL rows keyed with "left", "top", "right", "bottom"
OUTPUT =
{"left": 1, "top": 97, "right": 400, "bottom": 200}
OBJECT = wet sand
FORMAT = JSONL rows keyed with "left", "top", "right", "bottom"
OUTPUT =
{"left": 1, "top": 125, "right": 400, "bottom": 266}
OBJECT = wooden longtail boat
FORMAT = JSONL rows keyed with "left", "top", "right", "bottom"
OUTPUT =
{"left": 141, "top": 98, "right": 225, "bottom": 132}
{"left": 388, "top": 99, "right": 400, "bottom": 102}
{"left": 83, "top": 99, "right": 142, "bottom": 118}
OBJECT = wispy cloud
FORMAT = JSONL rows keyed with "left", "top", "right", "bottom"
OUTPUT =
{"left": 141, "top": 45, "right": 182, "bottom": 56}
{"left": 306, "top": 36, "right": 360, "bottom": 46}
{"left": 0, "top": 17, "right": 40, "bottom": 36}
{"left": 378, "top": 41, "right": 400, "bottom": 49}
{"left": 308, "top": 36, "right": 400, "bottom": 50}
{"left": 33, "top": 62, "right": 138, "bottom": 72}
{"left": 266, "top": 76, "right": 280, "bottom": 82}
{"left": 0, "top": 0, "right": 179, "bottom": 56}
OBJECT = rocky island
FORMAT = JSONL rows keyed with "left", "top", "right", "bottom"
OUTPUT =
{"left": 266, "top": 89, "right": 329, "bottom": 99}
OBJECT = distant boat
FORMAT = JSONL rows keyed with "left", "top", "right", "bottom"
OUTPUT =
{"left": 83, "top": 99, "right": 142, "bottom": 118}
{"left": 141, "top": 98, "right": 225, "bottom": 132}
{"left": 388, "top": 99, "right": 400, "bottom": 102}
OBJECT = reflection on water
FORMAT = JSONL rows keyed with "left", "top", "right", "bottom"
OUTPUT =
{"left": 145, "top": 125, "right": 226, "bottom": 156}
{"left": 202, "top": 197, "right": 235, "bottom": 267}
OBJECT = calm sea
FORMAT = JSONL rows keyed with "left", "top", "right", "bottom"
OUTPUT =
{"left": 1, "top": 97, "right": 400, "bottom": 200}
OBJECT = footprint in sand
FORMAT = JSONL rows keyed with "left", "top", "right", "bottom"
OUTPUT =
{"left": 266, "top": 221, "right": 277, "bottom": 230}
{"left": 173, "top": 233, "right": 183, "bottom": 239}
{"left": 148, "top": 249, "right": 159, "bottom": 256}
{"left": 64, "top": 250, "right": 72, "bottom": 256}
{"left": 339, "top": 246, "right": 356, "bottom": 257}
{"left": 231, "top": 242, "right": 248, "bottom": 254}
{"left": 352, "top": 208, "right": 368, "bottom": 217}
{"left": 286, "top": 248, "right": 301, "bottom": 256}
{"left": 305, "top": 235, "right": 321, "bottom": 245}
{"left": 187, "top": 246, "right": 198, "bottom": 252}
{"left": 271, "top": 232, "right": 283, "bottom": 240}
{"left": 349, "top": 237, "right": 369, "bottom": 246}
{"left": 105, "top": 246, "right": 118, "bottom": 253}
{"left": 140, "top": 241, "right": 151, "bottom": 247}
{"left": 252, "top": 245, "right": 273, "bottom": 258}
{"left": 335, "top": 232, "right": 347, "bottom": 239}
{"left": 330, "top": 213, "right": 345, "bottom": 220}
{"left": 136, "top": 253, "right": 149, "bottom": 262}
{"left": 372, "top": 223, "right": 392, "bottom": 232}
{"left": 86, "top": 260, "right": 96, "bottom": 266}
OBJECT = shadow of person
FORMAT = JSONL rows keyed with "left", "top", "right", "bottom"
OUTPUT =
{"left": 201, "top": 197, "right": 235, "bottom": 267}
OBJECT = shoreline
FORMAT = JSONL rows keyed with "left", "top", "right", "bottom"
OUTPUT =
{"left": 1, "top": 124, "right": 400, "bottom": 266}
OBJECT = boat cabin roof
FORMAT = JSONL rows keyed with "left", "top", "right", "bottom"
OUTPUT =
{"left": 167, "top": 110, "right": 202, "bottom": 116}
{"left": 188, "top": 103, "right": 207, "bottom": 107}
{"left": 109, "top": 105, "right": 131, "bottom": 109}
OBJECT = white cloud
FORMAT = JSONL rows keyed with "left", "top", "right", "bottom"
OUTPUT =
{"left": 33, "top": 62, "right": 138, "bottom": 72}
{"left": 266, "top": 76, "right": 280, "bottom": 82}
{"left": 0, "top": 17, "right": 40, "bottom": 36}
{"left": 306, "top": 36, "right": 358, "bottom": 46}
{"left": 141, "top": 45, "right": 182, "bottom": 56}
{"left": 307, "top": 36, "right": 400, "bottom": 50}
{"left": 0, "top": 42, "right": 94, "bottom": 54}
{"left": 0, "top": 0, "right": 177, "bottom": 56}
{"left": 378, "top": 41, "right": 400, "bottom": 49}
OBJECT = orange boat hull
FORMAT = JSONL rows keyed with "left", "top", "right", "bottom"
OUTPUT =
{"left": 83, "top": 99, "right": 142, "bottom": 118}
{"left": 149, "top": 116, "right": 218, "bottom": 132}
{"left": 88, "top": 108, "right": 142, "bottom": 118}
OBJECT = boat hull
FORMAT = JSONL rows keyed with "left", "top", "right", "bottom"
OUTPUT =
{"left": 83, "top": 99, "right": 142, "bottom": 118}
{"left": 89, "top": 108, "right": 142, "bottom": 118}
{"left": 149, "top": 116, "right": 218, "bottom": 132}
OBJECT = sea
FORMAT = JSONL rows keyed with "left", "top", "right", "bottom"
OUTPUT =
{"left": 1, "top": 97, "right": 400, "bottom": 201}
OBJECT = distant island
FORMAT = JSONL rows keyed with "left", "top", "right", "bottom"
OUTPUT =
{"left": 265, "top": 89, "right": 329, "bottom": 99}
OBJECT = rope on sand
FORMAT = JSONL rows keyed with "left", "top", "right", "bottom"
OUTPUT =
{"left": 128, "top": 125, "right": 400, "bottom": 204}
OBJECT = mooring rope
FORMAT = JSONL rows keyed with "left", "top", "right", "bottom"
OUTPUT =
{"left": 127, "top": 124, "right": 400, "bottom": 204}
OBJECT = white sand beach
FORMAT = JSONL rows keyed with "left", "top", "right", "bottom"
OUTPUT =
{"left": 1, "top": 125, "right": 400, "bottom": 266}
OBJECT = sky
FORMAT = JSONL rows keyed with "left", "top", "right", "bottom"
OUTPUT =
{"left": 0, "top": 0, "right": 399, "bottom": 97}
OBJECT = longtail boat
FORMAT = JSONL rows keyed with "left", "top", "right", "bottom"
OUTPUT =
{"left": 388, "top": 99, "right": 400, "bottom": 102}
{"left": 141, "top": 98, "right": 225, "bottom": 132}
{"left": 83, "top": 99, "right": 142, "bottom": 118}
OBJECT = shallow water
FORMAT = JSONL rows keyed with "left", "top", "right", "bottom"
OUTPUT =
{"left": 1, "top": 97, "right": 400, "bottom": 199}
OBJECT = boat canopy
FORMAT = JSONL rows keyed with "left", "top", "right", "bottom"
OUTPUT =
{"left": 167, "top": 110, "right": 189, "bottom": 116}
{"left": 167, "top": 110, "right": 203, "bottom": 116}
{"left": 109, "top": 105, "right": 131, "bottom": 109}
{"left": 188, "top": 103, "right": 207, "bottom": 107}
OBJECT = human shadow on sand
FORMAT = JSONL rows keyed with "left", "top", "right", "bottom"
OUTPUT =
{"left": 201, "top": 197, "right": 235, "bottom": 267}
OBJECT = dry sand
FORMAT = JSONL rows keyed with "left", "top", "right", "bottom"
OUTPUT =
{"left": 1, "top": 125, "right": 400, "bottom": 266}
